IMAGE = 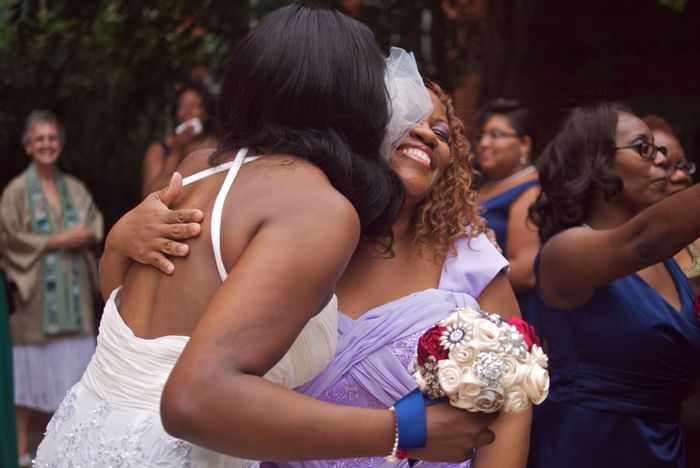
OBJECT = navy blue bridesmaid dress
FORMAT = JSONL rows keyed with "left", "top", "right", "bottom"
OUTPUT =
{"left": 528, "top": 257, "right": 700, "bottom": 468}
{"left": 481, "top": 179, "right": 539, "bottom": 326}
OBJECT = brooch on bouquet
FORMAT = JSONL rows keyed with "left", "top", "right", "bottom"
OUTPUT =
{"left": 410, "top": 307, "right": 549, "bottom": 413}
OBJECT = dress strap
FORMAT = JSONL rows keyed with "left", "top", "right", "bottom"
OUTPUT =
{"left": 210, "top": 147, "right": 248, "bottom": 281}
{"left": 182, "top": 160, "right": 236, "bottom": 186}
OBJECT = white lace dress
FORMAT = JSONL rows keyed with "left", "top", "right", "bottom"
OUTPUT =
{"left": 34, "top": 288, "right": 338, "bottom": 468}
{"left": 34, "top": 150, "right": 339, "bottom": 467}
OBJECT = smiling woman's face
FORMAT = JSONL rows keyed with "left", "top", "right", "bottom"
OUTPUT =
{"left": 610, "top": 112, "right": 669, "bottom": 210}
{"left": 389, "top": 90, "right": 451, "bottom": 206}
{"left": 652, "top": 130, "right": 691, "bottom": 195}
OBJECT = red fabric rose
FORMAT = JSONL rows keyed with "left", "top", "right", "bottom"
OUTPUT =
{"left": 508, "top": 316, "right": 541, "bottom": 350}
{"left": 417, "top": 325, "right": 449, "bottom": 366}
{"left": 694, "top": 292, "right": 700, "bottom": 324}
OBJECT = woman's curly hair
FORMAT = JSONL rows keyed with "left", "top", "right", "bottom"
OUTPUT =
{"left": 412, "top": 80, "right": 485, "bottom": 263}
{"left": 529, "top": 102, "right": 630, "bottom": 243}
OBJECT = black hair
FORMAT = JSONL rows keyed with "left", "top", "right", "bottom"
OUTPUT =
{"left": 213, "top": 4, "right": 402, "bottom": 244}
{"left": 528, "top": 102, "right": 631, "bottom": 243}
{"left": 172, "top": 80, "right": 217, "bottom": 134}
{"left": 473, "top": 98, "right": 537, "bottom": 152}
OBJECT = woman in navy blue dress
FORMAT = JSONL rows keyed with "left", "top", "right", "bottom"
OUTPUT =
{"left": 527, "top": 102, "right": 700, "bottom": 468}
{"left": 474, "top": 99, "right": 540, "bottom": 326}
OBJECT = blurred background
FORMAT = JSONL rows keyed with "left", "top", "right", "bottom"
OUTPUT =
{"left": 1, "top": 0, "right": 699, "bottom": 230}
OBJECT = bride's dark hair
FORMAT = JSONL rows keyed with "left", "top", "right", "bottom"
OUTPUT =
{"left": 213, "top": 4, "right": 403, "bottom": 244}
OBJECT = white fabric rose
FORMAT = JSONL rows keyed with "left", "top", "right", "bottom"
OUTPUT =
{"left": 473, "top": 387, "right": 505, "bottom": 413}
{"left": 458, "top": 368, "right": 484, "bottom": 399}
{"left": 437, "top": 359, "right": 461, "bottom": 395}
{"left": 450, "top": 344, "right": 478, "bottom": 365}
{"left": 455, "top": 306, "right": 482, "bottom": 323}
{"left": 503, "top": 387, "right": 530, "bottom": 413}
{"left": 524, "top": 361, "right": 550, "bottom": 404}
{"left": 530, "top": 344, "right": 549, "bottom": 369}
{"left": 473, "top": 319, "right": 501, "bottom": 351}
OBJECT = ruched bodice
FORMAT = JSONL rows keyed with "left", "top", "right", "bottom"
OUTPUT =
{"left": 82, "top": 288, "right": 338, "bottom": 412}
{"left": 528, "top": 257, "right": 700, "bottom": 468}
{"left": 81, "top": 289, "right": 189, "bottom": 412}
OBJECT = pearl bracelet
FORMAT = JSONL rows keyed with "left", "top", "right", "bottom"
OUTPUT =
{"left": 384, "top": 406, "right": 401, "bottom": 463}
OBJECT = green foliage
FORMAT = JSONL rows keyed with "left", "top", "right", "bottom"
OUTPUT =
{"left": 658, "top": 0, "right": 686, "bottom": 12}
{"left": 0, "top": 0, "right": 250, "bottom": 227}
{"left": 0, "top": 0, "right": 430, "bottom": 229}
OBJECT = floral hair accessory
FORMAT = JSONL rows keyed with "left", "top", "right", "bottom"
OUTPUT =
{"left": 410, "top": 307, "right": 549, "bottom": 413}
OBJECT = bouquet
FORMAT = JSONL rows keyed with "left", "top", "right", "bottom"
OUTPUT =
{"left": 410, "top": 307, "right": 549, "bottom": 413}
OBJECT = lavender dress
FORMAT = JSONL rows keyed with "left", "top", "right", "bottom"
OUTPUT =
{"left": 271, "top": 232, "right": 508, "bottom": 468}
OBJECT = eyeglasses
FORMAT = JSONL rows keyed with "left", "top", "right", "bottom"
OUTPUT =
{"left": 670, "top": 161, "right": 697, "bottom": 175}
{"left": 614, "top": 142, "right": 667, "bottom": 161}
{"left": 477, "top": 129, "right": 519, "bottom": 141}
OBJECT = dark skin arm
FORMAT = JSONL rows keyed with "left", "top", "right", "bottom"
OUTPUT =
{"left": 540, "top": 182, "right": 700, "bottom": 308}
{"left": 473, "top": 272, "right": 531, "bottom": 468}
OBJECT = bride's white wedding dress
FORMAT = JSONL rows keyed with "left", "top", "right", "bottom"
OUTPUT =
{"left": 34, "top": 149, "right": 339, "bottom": 467}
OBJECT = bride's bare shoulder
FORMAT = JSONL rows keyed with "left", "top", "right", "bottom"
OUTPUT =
{"left": 176, "top": 149, "right": 227, "bottom": 177}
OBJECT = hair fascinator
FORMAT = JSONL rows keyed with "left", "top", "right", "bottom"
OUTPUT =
{"left": 381, "top": 47, "right": 433, "bottom": 161}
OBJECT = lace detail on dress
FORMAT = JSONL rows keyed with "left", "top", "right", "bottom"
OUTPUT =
{"left": 43, "top": 388, "right": 77, "bottom": 437}
{"left": 309, "top": 330, "right": 471, "bottom": 468}
{"left": 387, "top": 332, "right": 421, "bottom": 368}
{"left": 34, "top": 390, "right": 192, "bottom": 468}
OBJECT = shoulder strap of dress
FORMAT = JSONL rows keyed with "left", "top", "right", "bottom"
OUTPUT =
{"left": 211, "top": 147, "right": 249, "bottom": 281}
{"left": 182, "top": 160, "right": 236, "bottom": 186}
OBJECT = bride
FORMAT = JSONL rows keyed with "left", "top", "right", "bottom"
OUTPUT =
{"left": 34, "top": 4, "right": 495, "bottom": 467}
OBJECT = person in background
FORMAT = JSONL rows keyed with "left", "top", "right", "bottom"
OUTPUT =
{"left": 473, "top": 99, "right": 540, "bottom": 327}
{"left": 142, "top": 80, "right": 219, "bottom": 196}
{"left": 527, "top": 103, "right": 700, "bottom": 468}
{"left": 0, "top": 110, "right": 103, "bottom": 467}
{"left": 643, "top": 113, "right": 700, "bottom": 468}
{"left": 642, "top": 114, "right": 699, "bottom": 292}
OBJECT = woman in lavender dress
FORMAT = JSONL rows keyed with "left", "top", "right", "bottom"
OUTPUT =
{"left": 113, "top": 80, "right": 530, "bottom": 466}
{"left": 265, "top": 80, "right": 530, "bottom": 468}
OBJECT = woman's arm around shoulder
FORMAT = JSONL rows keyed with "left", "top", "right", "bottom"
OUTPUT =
{"left": 99, "top": 167, "right": 206, "bottom": 298}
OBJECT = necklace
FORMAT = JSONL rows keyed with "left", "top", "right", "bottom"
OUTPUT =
{"left": 481, "top": 165, "right": 536, "bottom": 190}
{"left": 682, "top": 243, "right": 700, "bottom": 279}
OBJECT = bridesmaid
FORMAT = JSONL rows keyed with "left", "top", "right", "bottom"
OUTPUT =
{"left": 473, "top": 99, "right": 540, "bottom": 327}
{"left": 642, "top": 114, "right": 699, "bottom": 292}
{"left": 527, "top": 102, "right": 700, "bottom": 468}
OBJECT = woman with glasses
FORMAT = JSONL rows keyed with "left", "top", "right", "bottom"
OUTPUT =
{"left": 526, "top": 103, "right": 700, "bottom": 468}
{"left": 473, "top": 99, "right": 540, "bottom": 328}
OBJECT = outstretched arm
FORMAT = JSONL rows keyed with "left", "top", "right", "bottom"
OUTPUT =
{"left": 541, "top": 182, "right": 700, "bottom": 309}
{"left": 99, "top": 173, "right": 203, "bottom": 298}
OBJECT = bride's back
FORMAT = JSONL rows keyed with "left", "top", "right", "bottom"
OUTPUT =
{"left": 117, "top": 150, "right": 342, "bottom": 338}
